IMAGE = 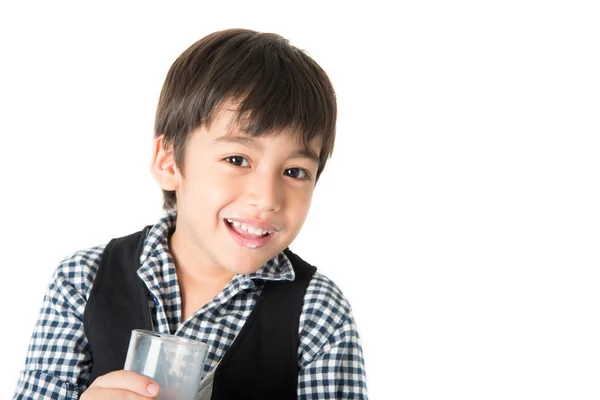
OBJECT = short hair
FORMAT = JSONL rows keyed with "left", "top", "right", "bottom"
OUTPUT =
{"left": 154, "top": 28, "right": 337, "bottom": 212}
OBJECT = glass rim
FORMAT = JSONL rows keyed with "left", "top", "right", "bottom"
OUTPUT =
{"left": 131, "top": 329, "right": 208, "bottom": 348}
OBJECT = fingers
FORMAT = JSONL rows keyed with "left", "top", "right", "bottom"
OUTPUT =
{"left": 82, "top": 387, "right": 157, "bottom": 400}
{"left": 89, "top": 370, "right": 160, "bottom": 398}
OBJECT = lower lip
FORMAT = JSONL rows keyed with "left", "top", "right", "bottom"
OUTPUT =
{"left": 224, "top": 220, "right": 275, "bottom": 249}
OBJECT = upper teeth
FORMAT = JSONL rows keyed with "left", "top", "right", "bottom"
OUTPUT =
{"left": 227, "top": 219, "right": 271, "bottom": 235}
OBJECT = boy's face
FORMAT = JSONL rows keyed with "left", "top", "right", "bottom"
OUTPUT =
{"left": 152, "top": 105, "right": 321, "bottom": 277}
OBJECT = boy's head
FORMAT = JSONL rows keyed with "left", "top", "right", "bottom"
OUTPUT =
{"left": 154, "top": 28, "right": 336, "bottom": 212}
{"left": 150, "top": 29, "right": 337, "bottom": 275}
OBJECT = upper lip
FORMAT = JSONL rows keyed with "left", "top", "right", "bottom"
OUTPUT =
{"left": 225, "top": 217, "right": 281, "bottom": 233}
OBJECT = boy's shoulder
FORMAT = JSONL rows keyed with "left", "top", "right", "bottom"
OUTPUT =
{"left": 50, "top": 244, "right": 107, "bottom": 300}
{"left": 48, "top": 220, "right": 161, "bottom": 300}
{"left": 297, "top": 268, "right": 358, "bottom": 364}
{"left": 304, "top": 271, "right": 352, "bottom": 316}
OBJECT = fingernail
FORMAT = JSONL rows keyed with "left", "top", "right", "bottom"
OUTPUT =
{"left": 147, "top": 383, "right": 159, "bottom": 395}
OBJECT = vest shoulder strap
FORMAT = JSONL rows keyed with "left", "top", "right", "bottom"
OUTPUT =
{"left": 83, "top": 225, "right": 152, "bottom": 384}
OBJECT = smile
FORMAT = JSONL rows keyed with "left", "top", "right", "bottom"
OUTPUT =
{"left": 224, "top": 218, "right": 276, "bottom": 249}
{"left": 226, "top": 219, "right": 272, "bottom": 236}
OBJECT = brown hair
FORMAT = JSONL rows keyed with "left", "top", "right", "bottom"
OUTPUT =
{"left": 155, "top": 29, "right": 337, "bottom": 211}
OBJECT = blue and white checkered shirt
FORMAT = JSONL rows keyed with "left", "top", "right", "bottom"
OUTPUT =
{"left": 14, "top": 212, "right": 368, "bottom": 399}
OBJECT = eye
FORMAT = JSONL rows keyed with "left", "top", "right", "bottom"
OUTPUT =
{"left": 225, "top": 156, "right": 249, "bottom": 167}
{"left": 284, "top": 168, "right": 310, "bottom": 180}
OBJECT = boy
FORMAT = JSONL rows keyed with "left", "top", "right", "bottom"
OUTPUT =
{"left": 15, "top": 29, "right": 367, "bottom": 399}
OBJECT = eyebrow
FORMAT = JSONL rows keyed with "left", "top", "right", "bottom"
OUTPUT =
{"left": 212, "top": 134, "right": 320, "bottom": 164}
{"left": 213, "top": 135, "right": 261, "bottom": 150}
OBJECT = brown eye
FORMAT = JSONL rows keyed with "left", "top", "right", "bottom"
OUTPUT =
{"left": 225, "top": 156, "right": 249, "bottom": 167}
{"left": 284, "top": 168, "right": 309, "bottom": 180}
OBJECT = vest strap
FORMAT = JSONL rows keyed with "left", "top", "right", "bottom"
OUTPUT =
{"left": 84, "top": 225, "right": 152, "bottom": 384}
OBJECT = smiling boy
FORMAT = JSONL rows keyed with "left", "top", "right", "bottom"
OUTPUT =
{"left": 15, "top": 29, "right": 368, "bottom": 399}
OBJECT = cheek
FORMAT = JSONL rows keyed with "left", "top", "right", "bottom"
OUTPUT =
{"left": 286, "top": 189, "right": 313, "bottom": 227}
{"left": 180, "top": 168, "right": 240, "bottom": 213}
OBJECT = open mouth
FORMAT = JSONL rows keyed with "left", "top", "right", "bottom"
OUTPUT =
{"left": 224, "top": 219, "right": 272, "bottom": 238}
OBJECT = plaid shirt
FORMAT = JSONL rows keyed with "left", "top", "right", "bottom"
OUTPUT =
{"left": 14, "top": 212, "right": 368, "bottom": 399}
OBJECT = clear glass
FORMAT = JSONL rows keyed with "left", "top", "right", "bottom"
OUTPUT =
{"left": 124, "top": 329, "right": 209, "bottom": 400}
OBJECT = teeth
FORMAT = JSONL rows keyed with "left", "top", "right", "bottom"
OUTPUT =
{"left": 226, "top": 219, "right": 271, "bottom": 236}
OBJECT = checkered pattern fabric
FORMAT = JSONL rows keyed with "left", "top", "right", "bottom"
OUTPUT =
{"left": 14, "top": 212, "right": 368, "bottom": 399}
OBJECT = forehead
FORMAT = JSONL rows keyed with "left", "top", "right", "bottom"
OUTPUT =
{"left": 209, "top": 104, "right": 323, "bottom": 154}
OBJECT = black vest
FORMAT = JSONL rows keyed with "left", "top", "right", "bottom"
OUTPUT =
{"left": 83, "top": 226, "right": 316, "bottom": 399}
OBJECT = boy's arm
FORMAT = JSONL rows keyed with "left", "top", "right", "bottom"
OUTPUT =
{"left": 14, "top": 247, "right": 103, "bottom": 399}
{"left": 297, "top": 273, "right": 368, "bottom": 399}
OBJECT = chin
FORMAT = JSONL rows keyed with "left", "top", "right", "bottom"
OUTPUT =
{"left": 223, "top": 255, "right": 270, "bottom": 275}
{"left": 229, "top": 263, "right": 266, "bottom": 276}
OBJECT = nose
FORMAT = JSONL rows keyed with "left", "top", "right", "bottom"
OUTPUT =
{"left": 244, "top": 170, "right": 283, "bottom": 213}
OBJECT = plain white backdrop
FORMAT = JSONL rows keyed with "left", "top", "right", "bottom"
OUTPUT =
{"left": 1, "top": 1, "right": 599, "bottom": 399}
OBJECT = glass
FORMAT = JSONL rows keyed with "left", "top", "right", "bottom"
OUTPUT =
{"left": 124, "top": 329, "right": 209, "bottom": 400}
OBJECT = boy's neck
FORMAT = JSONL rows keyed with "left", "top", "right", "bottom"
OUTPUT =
{"left": 168, "top": 230, "right": 235, "bottom": 286}
{"left": 168, "top": 230, "right": 235, "bottom": 320}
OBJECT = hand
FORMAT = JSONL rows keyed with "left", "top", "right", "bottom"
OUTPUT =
{"left": 81, "top": 370, "right": 160, "bottom": 399}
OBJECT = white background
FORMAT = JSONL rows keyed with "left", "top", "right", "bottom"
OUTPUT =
{"left": 1, "top": 1, "right": 599, "bottom": 399}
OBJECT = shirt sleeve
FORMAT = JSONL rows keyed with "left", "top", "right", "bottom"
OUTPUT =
{"left": 14, "top": 246, "right": 104, "bottom": 399}
{"left": 297, "top": 273, "right": 368, "bottom": 399}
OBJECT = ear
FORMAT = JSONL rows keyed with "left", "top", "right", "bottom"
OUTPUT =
{"left": 150, "top": 135, "right": 180, "bottom": 191}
